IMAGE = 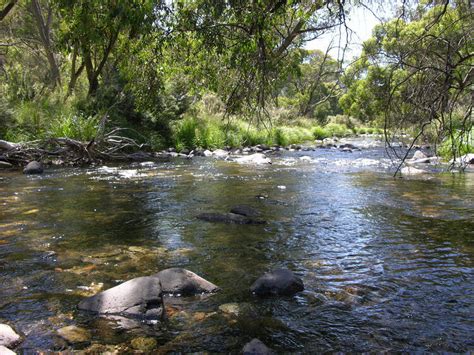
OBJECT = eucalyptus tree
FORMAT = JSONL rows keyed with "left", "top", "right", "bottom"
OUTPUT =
{"left": 340, "top": 0, "right": 473, "bottom": 164}
{"left": 170, "top": 0, "right": 347, "bottom": 120}
{"left": 54, "top": 0, "right": 157, "bottom": 96}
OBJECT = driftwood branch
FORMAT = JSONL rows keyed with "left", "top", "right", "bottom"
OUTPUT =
{"left": 0, "top": 131, "right": 161, "bottom": 167}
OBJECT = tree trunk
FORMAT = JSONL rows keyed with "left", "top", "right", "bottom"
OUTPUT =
{"left": 30, "top": 0, "right": 61, "bottom": 87}
{"left": 0, "top": 0, "right": 17, "bottom": 21}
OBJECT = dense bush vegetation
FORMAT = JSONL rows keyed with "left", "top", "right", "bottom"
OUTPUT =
{"left": 0, "top": 1, "right": 471, "bottom": 157}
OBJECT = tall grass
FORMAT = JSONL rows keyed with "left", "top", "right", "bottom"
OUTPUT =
{"left": 171, "top": 115, "right": 354, "bottom": 151}
{"left": 49, "top": 113, "right": 100, "bottom": 141}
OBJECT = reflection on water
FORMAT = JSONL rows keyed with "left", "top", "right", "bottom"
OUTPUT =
{"left": 1, "top": 146, "right": 473, "bottom": 352}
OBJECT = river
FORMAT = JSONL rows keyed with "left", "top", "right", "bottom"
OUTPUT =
{"left": 1, "top": 139, "right": 473, "bottom": 352}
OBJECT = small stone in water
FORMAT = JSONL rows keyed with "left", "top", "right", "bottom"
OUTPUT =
{"left": 130, "top": 337, "right": 157, "bottom": 352}
{"left": 57, "top": 325, "right": 91, "bottom": 344}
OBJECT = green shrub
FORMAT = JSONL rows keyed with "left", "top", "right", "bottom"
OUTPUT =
{"left": 173, "top": 117, "right": 198, "bottom": 149}
{"left": 438, "top": 133, "right": 474, "bottom": 160}
{"left": 325, "top": 123, "right": 351, "bottom": 137}
{"left": 313, "top": 126, "right": 329, "bottom": 140}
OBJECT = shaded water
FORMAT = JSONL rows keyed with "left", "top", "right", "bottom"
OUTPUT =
{"left": 1, "top": 142, "right": 473, "bottom": 352}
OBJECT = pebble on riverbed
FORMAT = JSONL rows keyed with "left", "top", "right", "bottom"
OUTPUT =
{"left": 130, "top": 337, "right": 157, "bottom": 352}
{"left": 57, "top": 325, "right": 91, "bottom": 344}
{"left": 242, "top": 339, "right": 274, "bottom": 355}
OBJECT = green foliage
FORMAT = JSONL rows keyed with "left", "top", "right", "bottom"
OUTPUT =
{"left": 49, "top": 114, "right": 99, "bottom": 141}
{"left": 438, "top": 132, "right": 474, "bottom": 160}
{"left": 312, "top": 126, "right": 329, "bottom": 140}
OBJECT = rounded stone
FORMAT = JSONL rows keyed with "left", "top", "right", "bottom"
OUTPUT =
{"left": 57, "top": 325, "right": 91, "bottom": 344}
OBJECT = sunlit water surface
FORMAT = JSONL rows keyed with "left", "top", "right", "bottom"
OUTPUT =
{"left": 1, "top": 143, "right": 473, "bottom": 352}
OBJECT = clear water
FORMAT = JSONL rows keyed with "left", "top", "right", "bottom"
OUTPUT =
{"left": 1, "top": 142, "right": 473, "bottom": 352}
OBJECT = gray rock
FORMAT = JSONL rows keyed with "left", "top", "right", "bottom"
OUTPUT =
{"left": 155, "top": 268, "right": 219, "bottom": 296}
{"left": 242, "top": 339, "right": 273, "bottom": 355}
{"left": 78, "top": 276, "right": 164, "bottom": 320}
{"left": 0, "top": 324, "right": 21, "bottom": 348}
{"left": 230, "top": 205, "right": 261, "bottom": 218}
{"left": 250, "top": 269, "right": 304, "bottom": 296}
{"left": 0, "top": 140, "right": 17, "bottom": 151}
{"left": 212, "top": 149, "right": 229, "bottom": 158}
{"left": 197, "top": 212, "right": 265, "bottom": 225}
{"left": 0, "top": 161, "right": 13, "bottom": 169}
{"left": 23, "top": 161, "right": 43, "bottom": 174}
{"left": 412, "top": 150, "right": 428, "bottom": 160}
{"left": 338, "top": 143, "right": 357, "bottom": 150}
{"left": 0, "top": 345, "right": 16, "bottom": 355}
{"left": 233, "top": 153, "right": 271, "bottom": 165}
{"left": 203, "top": 149, "right": 213, "bottom": 157}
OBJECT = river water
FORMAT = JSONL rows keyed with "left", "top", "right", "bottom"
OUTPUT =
{"left": 1, "top": 140, "right": 473, "bottom": 352}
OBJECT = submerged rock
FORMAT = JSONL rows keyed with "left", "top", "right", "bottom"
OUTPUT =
{"left": 0, "top": 324, "right": 21, "bottom": 348}
{"left": 212, "top": 149, "right": 229, "bottom": 158}
{"left": 242, "top": 339, "right": 274, "bottom": 355}
{"left": 78, "top": 276, "right": 164, "bottom": 320}
{"left": 400, "top": 166, "right": 427, "bottom": 175}
{"left": 155, "top": 268, "right": 219, "bottom": 296}
{"left": 23, "top": 161, "right": 43, "bottom": 174}
{"left": 57, "top": 325, "right": 91, "bottom": 344}
{"left": 233, "top": 153, "right": 271, "bottom": 165}
{"left": 230, "top": 205, "right": 261, "bottom": 218}
{"left": 197, "top": 212, "right": 265, "bottom": 225}
{"left": 250, "top": 269, "right": 304, "bottom": 296}
{"left": 219, "top": 302, "right": 255, "bottom": 318}
{"left": 130, "top": 337, "right": 157, "bottom": 352}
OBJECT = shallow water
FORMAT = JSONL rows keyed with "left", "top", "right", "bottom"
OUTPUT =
{"left": 1, "top": 142, "right": 473, "bottom": 352}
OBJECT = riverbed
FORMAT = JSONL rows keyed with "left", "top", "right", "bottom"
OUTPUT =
{"left": 1, "top": 140, "right": 473, "bottom": 352}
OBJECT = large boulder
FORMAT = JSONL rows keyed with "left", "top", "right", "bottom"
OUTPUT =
{"left": 412, "top": 150, "right": 428, "bottom": 160}
{"left": 233, "top": 153, "right": 271, "bottom": 165}
{"left": 155, "top": 268, "right": 219, "bottom": 296}
{"left": 78, "top": 276, "right": 164, "bottom": 320}
{"left": 23, "top": 161, "right": 43, "bottom": 174}
{"left": 197, "top": 212, "right": 265, "bottom": 225}
{"left": 250, "top": 269, "right": 304, "bottom": 296}
{"left": 230, "top": 205, "right": 261, "bottom": 218}
{"left": 0, "top": 324, "right": 21, "bottom": 348}
{"left": 242, "top": 339, "right": 274, "bottom": 355}
{"left": 0, "top": 140, "right": 17, "bottom": 151}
